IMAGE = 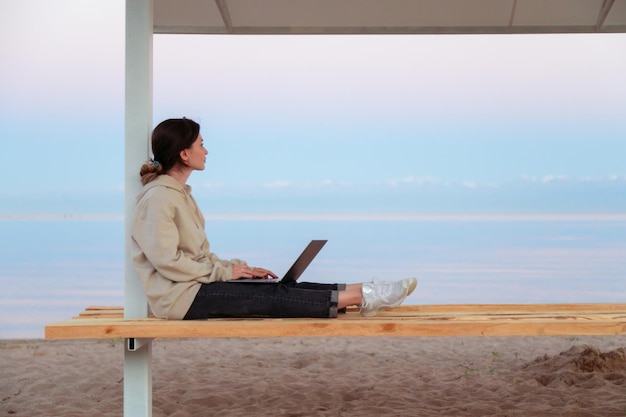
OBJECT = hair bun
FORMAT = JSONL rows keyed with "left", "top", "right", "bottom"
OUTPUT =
{"left": 139, "top": 159, "right": 163, "bottom": 185}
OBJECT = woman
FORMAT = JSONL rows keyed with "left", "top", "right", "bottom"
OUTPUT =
{"left": 131, "top": 118, "right": 417, "bottom": 320}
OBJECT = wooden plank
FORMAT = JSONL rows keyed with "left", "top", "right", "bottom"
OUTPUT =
{"left": 85, "top": 306, "right": 124, "bottom": 311}
{"left": 78, "top": 303, "right": 626, "bottom": 317}
{"left": 44, "top": 316, "right": 626, "bottom": 338}
{"left": 45, "top": 304, "right": 626, "bottom": 340}
{"left": 66, "top": 304, "right": 626, "bottom": 321}
{"left": 76, "top": 310, "right": 124, "bottom": 319}
{"left": 401, "top": 303, "right": 626, "bottom": 312}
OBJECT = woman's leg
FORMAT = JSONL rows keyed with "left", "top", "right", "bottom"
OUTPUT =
{"left": 184, "top": 279, "right": 415, "bottom": 320}
{"left": 296, "top": 282, "right": 363, "bottom": 310}
{"left": 338, "top": 283, "right": 363, "bottom": 309}
{"left": 184, "top": 282, "right": 341, "bottom": 319}
{"left": 296, "top": 281, "right": 414, "bottom": 310}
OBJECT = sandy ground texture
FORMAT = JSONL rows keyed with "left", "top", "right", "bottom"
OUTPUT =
{"left": 1, "top": 336, "right": 625, "bottom": 416}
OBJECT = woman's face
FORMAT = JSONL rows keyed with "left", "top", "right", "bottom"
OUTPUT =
{"left": 184, "top": 134, "right": 208, "bottom": 171}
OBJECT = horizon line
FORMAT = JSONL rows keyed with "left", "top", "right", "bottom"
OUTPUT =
{"left": 2, "top": 213, "right": 626, "bottom": 222}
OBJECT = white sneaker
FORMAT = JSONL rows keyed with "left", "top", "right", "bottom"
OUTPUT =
{"left": 360, "top": 278, "right": 418, "bottom": 317}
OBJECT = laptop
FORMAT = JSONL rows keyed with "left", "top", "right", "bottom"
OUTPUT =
{"left": 229, "top": 240, "right": 327, "bottom": 284}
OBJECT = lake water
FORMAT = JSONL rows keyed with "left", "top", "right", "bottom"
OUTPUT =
{"left": 1, "top": 216, "right": 625, "bottom": 339}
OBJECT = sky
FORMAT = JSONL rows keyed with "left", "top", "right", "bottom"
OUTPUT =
{"left": 1, "top": 0, "right": 625, "bottom": 216}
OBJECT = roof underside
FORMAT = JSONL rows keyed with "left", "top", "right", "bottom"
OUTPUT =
{"left": 154, "top": 0, "right": 626, "bottom": 35}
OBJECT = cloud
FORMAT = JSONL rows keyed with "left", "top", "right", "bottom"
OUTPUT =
{"left": 386, "top": 175, "right": 439, "bottom": 187}
{"left": 321, "top": 179, "right": 352, "bottom": 187}
{"left": 517, "top": 175, "right": 626, "bottom": 185}
{"left": 262, "top": 180, "right": 291, "bottom": 189}
{"left": 207, "top": 175, "right": 626, "bottom": 193}
{"left": 519, "top": 175, "right": 538, "bottom": 183}
{"left": 200, "top": 182, "right": 224, "bottom": 190}
{"left": 541, "top": 175, "right": 569, "bottom": 183}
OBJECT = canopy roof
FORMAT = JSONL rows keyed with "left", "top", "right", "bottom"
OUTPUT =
{"left": 154, "top": 0, "right": 626, "bottom": 35}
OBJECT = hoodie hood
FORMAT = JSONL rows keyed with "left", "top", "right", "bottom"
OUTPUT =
{"left": 136, "top": 175, "right": 189, "bottom": 202}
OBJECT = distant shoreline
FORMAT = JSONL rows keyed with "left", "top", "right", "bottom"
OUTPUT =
{"left": 0, "top": 214, "right": 124, "bottom": 221}
{"left": 1, "top": 213, "right": 626, "bottom": 221}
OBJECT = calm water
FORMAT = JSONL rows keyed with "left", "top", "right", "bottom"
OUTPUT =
{"left": 1, "top": 217, "right": 625, "bottom": 339}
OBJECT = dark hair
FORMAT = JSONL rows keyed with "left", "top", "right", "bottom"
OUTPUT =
{"left": 139, "top": 117, "right": 200, "bottom": 185}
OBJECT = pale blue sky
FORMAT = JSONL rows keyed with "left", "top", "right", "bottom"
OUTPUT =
{"left": 1, "top": 0, "right": 625, "bottom": 215}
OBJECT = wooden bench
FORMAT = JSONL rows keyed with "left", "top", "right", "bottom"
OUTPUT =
{"left": 46, "top": 303, "right": 626, "bottom": 341}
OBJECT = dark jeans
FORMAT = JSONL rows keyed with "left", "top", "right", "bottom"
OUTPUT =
{"left": 183, "top": 281, "right": 346, "bottom": 319}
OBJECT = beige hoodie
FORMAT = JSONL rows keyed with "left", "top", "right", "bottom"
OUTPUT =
{"left": 131, "top": 175, "right": 245, "bottom": 319}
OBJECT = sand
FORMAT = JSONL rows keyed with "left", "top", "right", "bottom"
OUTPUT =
{"left": 1, "top": 336, "right": 625, "bottom": 416}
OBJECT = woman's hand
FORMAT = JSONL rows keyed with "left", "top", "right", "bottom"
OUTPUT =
{"left": 232, "top": 264, "right": 279, "bottom": 280}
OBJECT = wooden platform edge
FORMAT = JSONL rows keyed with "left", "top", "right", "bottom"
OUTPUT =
{"left": 73, "top": 303, "right": 626, "bottom": 318}
{"left": 45, "top": 304, "right": 626, "bottom": 340}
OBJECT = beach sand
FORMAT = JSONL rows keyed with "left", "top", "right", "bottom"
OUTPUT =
{"left": 1, "top": 336, "right": 625, "bottom": 416}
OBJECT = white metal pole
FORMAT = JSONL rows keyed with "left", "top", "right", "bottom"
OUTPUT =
{"left": 124, "top": 0, "right": 153, "bottom": 416}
